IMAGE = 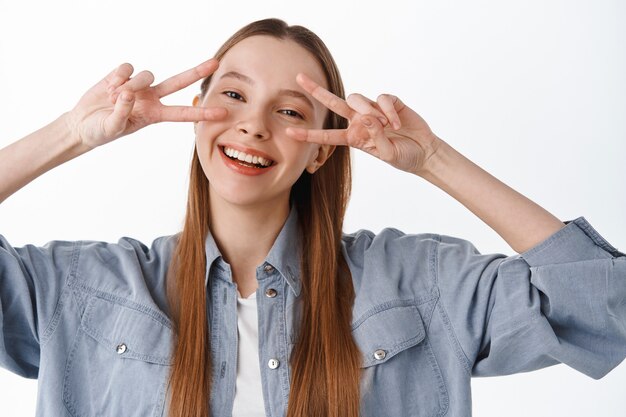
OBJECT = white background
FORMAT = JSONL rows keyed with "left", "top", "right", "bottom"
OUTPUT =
{"left": 1, "top": 0, "right": 625, "bottom": 416}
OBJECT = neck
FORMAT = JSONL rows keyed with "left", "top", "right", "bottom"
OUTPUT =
{"left": 208, "top": 190, "right": 290, "bottom": 278}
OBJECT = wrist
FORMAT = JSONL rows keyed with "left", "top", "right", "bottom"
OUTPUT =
{"left": 413, "top": 136, "right": 455, "bottom": 179}
{"left": 61, "top": 111, "right": 95, "bottom": 154}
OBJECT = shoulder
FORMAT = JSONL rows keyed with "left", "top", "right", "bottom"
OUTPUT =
{"left": 75, "top": 234, "right": 179, "bottom": 264}
{"left": 341, "top": 226, "right": 442, "bottom": 262}
{"left": 339, "top": 225, "right": 507, "bottom": 289}
{"left": 340, "top": 226, "right": 507, "bottom": 270}
{"left": 0, "top": 233, "right": 179, "bottom": 274}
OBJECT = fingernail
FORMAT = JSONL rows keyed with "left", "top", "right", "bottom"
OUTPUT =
{"left": 362, "top": 117, "right": 372, "bottom": 127}
{"left": 121, "top": 92, "right": 133, "bottom": 102}
{"left": 378, "top": 117, "right": 387, "bottom": 126}
{"left": 393, "top": 121, "right": 401, "bottom": 130}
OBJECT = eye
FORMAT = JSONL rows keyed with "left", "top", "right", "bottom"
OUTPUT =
{"left": 223, "top": 91, "right": 244, "bottom": 101}
{"left": 279, "top": 109, "right": 304, "bottom": 119}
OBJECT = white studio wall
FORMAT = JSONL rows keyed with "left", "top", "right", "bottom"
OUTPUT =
{"left": 1, "top": 0, "right": 625, "bottom": 416}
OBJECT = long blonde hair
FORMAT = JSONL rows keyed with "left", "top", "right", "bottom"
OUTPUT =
{"left": 166, "top": 18, "right": 360, "bottom": 417}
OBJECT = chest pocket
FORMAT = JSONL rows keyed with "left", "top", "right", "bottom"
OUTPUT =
{"left": 353, "top": 302, "right": 449, "bottom": 417}
{"left": 63, "top": 294, "right": 173, "bottom": 417}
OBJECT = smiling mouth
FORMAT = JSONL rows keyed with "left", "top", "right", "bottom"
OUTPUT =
{"left": 220, "top": 146, "right": 275, "bottom": 169}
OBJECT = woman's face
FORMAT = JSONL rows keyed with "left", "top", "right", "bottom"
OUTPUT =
{"left": 194, "top": 35, "right": 333, "bottom": 210}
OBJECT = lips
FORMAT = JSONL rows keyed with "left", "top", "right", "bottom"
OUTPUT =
{"left": 221, "top": 145, "right": 274, "bottom": 168}
{"left": 217, "top": 144, "right": 277, "bottom": 176}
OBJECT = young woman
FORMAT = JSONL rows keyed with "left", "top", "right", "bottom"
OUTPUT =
{"left": 0, "top": 18, "right": 624, "bottom": 417}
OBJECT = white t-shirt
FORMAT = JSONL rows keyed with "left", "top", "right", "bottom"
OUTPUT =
{"left": 232, "top": 290, "right": 266, "bottom": 417}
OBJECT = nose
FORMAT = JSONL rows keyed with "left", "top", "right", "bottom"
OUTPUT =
{"left": 236, "top": 113, "right": 270, "bottom": 140}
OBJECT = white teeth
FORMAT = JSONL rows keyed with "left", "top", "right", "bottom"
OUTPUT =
{"left": 222, "top": 146, "right": 272, "bottom": 167}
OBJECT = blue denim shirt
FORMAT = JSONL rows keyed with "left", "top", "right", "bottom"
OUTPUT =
{"left": 1, "top": 208, "right": 625, "bottom": 417}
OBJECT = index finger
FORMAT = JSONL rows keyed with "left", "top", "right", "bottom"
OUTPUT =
{"left": 286, "top": 127, "right": 349, "bottom": 146}
{"left": 153, "top": 58, "right": 219, "bottom": 98}
{"left": 158, "top": 105, "right": 228, "bottom": 123}
{"left": 296, "top": 73, "right": 355, "bottom": 120}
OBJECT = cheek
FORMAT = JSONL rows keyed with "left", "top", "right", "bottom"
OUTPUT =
{"left": 195, "top": 117, "right": 228, "bottom": 143}
{"left": 281, "top": 141, "right": 318, "bottom": 168}
{"left": 194, "top": 124, "right": 211, "bottom": 154}
{"left": 194, "top": 122, "right": 226, "bottom": 171}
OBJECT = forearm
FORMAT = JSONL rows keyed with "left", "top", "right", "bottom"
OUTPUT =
{"left": 418, "top": 138, "right": 565, "bottom": 253}
{"left": 0, "top": 113, "right": 92, "bottom": 204}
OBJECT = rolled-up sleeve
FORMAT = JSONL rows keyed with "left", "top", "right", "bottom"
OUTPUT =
{"left": 0, "top": 235, "right": 77, "bottom": 378}
{"left": 435, "top": 217, "right": 626, "bottom": 379}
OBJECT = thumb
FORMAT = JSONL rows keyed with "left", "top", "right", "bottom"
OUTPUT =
{"left": 103, "top": 90, "right": 135, "bottom": 137}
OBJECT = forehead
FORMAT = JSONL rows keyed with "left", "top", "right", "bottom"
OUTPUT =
{"left": 214, "top": 35, "right": 328, "bottom": 91}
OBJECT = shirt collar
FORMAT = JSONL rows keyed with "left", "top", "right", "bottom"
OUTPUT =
{"left": 204, "top": 206, "right": 302, "bottom": 297}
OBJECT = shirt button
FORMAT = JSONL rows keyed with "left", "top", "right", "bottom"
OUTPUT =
{"left": 116, "top": 343, "right": 127, "bottom": 354}
{"left": 265, "top": 288, "right": 278, "bottom": 298}
{"left": 373, "top": 349, "right": 386, "bottom": 361}
{"left": 264, "top": 264, "right": 275, "bottom": 273}
{"left": 268, "top": 358, "right": 280, "bottom": 369}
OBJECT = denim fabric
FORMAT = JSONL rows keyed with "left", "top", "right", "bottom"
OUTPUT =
{"left": 1, "top": 208, "right": 625, "bottom": 416}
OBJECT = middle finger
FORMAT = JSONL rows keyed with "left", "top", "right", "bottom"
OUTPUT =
{"left": 346, "top": 93, "right": 388, "bottom": 126}
{"left": 109, "top": 70, "right": 155, "bottom": 103}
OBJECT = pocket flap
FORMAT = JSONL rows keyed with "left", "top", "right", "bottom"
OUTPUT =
{"left": 352, "top": 303, "right": 426, "bottom": 368}
{"left": 82, "top": 295, "right": 174, "bottom": 365}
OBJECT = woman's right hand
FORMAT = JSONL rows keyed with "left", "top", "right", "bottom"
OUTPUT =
{"left": 65, "top": 59, "right": 227, "bottom": 149}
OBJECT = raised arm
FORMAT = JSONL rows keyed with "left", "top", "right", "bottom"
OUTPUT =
{"left": 417, "top": 139, "right": 565, "bottom": 253}
{"left": 286, "top": 74, "right": 564, "bottom": 253}
{"left": 287, "top": 74, "right": 626, "bottom": 382}
{"left": 0, "top": 59, "right": 226, "bottom": 204}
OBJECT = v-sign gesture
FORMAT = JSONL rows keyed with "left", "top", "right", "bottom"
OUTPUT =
{"left": 67, "top": 59, "right": 228, "bottom": 150}
{"left": 1, "top": 59, "right": 230, "bottom": 203}
{"left": 285, "top": 74, "right": 570, "bottom": 254}
{"left": 286, "top": 73, "right": 442, "bottom": 175}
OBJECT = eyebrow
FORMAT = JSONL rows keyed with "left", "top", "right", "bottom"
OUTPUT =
{"left": 278, "top": 89, "right": 315, "bottom": 111}
{"left": 220, "top": 71, "right": 254, "bottom": 84}
{"left": 220, "top": 70, "right": 316, "bottom": 111}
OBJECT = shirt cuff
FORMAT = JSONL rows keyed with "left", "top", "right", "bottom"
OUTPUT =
{"left": 519, "top": 216, "right": 626, "bottom": 267}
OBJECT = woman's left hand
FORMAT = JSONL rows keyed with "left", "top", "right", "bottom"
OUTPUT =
{"left": 286, "top": 73, "right": 442, "bottom": 175}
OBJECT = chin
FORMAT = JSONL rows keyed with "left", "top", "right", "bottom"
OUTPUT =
{"left": 208, "top": 182, "right": 280, "bottom": 209}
